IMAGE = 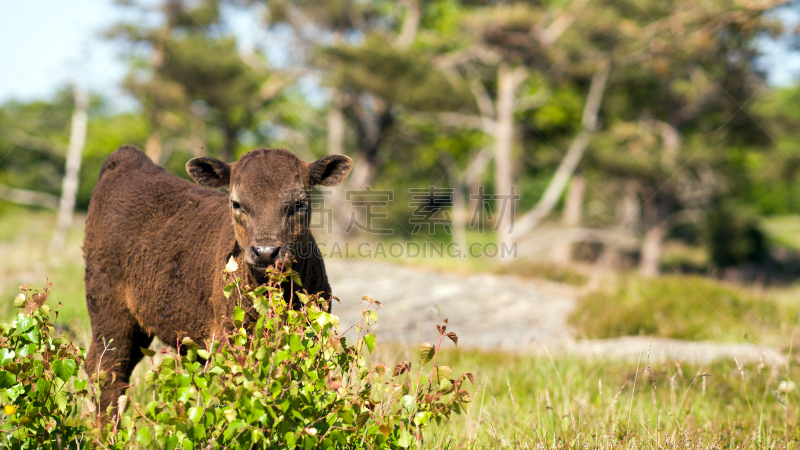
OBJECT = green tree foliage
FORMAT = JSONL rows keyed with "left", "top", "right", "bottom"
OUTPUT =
{"left": 109, "top": 0, "right": 283, "bottom": 163}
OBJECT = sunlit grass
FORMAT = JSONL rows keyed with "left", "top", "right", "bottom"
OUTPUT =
{"left": 568, "top": 273, "right": 800, "bottom": 345}
{"left": 366, "top": 343, "right": 799, "bottom": 449}
{"left": 0, "top": 205, "right": 88, "bottom": 334}
{"left": 762, "top": 215, "right": 800, "bottom": 252}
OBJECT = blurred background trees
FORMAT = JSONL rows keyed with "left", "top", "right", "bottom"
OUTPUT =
{"left": 2, "top": 0, "right": 800, "bottom": 282}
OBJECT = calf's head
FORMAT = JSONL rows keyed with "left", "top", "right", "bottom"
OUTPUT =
{"left": 186, "top": 148, "right": 353, "bottom": 273}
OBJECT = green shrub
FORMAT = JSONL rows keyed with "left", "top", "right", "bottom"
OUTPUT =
{"left": 0, "top": 281, "right": 89, "bottom": 449}
{"left": 569, "top": 275, "right": 780, "bottom": 342}
{"left": 0, "top": 262, "right": 472, "bottom": 449}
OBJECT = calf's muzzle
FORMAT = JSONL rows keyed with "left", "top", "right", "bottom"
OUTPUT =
{"left": 250, "top": 245, "right": 281, "bottom": 269}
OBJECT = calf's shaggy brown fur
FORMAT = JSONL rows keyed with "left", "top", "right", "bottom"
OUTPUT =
{"left": 83, "top": 145, "right": 353, "bottom": 413}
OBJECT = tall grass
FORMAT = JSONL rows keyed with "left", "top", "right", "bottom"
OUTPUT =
{"left": 370, "top": 344, "right": 799, "bottom": 448}
{"left": 0, "top": 206, "right": 87, "bottom": 330}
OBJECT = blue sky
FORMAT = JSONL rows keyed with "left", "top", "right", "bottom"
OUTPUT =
{"left": 2, "top": 1, "right": 800, "bottom": 111}
{"left": 0, "top": 0, "right": 131, "bottom": 107}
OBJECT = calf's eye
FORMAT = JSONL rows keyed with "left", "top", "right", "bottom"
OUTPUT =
{"left": 231, "top": 201, "right": 242, "bottom": 211}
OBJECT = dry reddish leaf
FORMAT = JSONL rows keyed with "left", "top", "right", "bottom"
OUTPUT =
{"left": 327, "top": 378, "right": 342, "bottom": 390}
{"left": 393, "top": 361, "right": 410, "bottom": 376}
{"left": 24, "top": 290, "right": 49, "bottom": 315}
{"left": 374, "top": 362, "right": 388, "bottom": 378}
{"left": 446, "top": 332, "right": 459, "bottom": 347}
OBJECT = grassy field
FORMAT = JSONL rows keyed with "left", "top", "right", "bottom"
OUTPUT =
{"left": 0, "top": 206, "right": 88, "bottom": 334}
{"left": 3, "top": 207, "right": 800, "bottom": 447}
{"left": 387, "top": 345, "right": 800, "bottom": 449}
{"left": 569, "top": 274, "right": 797, "bottom": 346}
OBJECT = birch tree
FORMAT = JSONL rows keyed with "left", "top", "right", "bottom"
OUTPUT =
{"left": 51, "top": 88, "right": 88, "bottom": 251}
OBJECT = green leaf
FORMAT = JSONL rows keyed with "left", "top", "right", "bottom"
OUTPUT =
{"left": 194, "top": 375, "right": 208, "bottom": 389}
{"left": 233, "top": 306, "right": 245, "bottom": 327}
{"left": 0, "top": 370, "right": 16, "bottom": 389}
{"left": 286, "top": 269, "right": 303, "bottom": 287}
{"left": 223, "top": 282, "right": 235, "bottom": 299}
{"left": 289, "top": 334, "right": 303, "bottom": 353}
{"left": 6, "top": 384, "right": 23, "bottom": 401}
{"left": 157, "top": 411, "right": 172, "bottom": 424}
{"left": 177, "top": 387, "right": 194, "bottom": 403}
{"left": 138, "top": 427, "right": 152, "bottom": 447}
{"left": 356, "top": 411, "right": 371, "bottom": 428}
{"left": 188, "top": 406, "right": 204, "bottom": 424}
{"left": 435, "top": 365, "right": 453, "bottom": 382}
{"left": 165, "top": 435, "right": 179, "bottom": 450}
{"left": 55, "top": 391, "right": 68, "bottom": 412}
{"left": 22, "top": 329, "right": 39, "bottom": 343}
{"left": 398, "top": 429, "right": 413, "bottom": 448}
{"left": 419, "top": 342, "right": 435, "bottom": 366}
{"left": 14, "top": 314, "right": 33, "bottom": 331}
{"left": 285, "top": 431, "right": 296, "bottom": 449}
{"left": 160, "top": 356, "right": 175, "bottom": 378}
{"left": 0, "top": 349, "right": 14, "bottom": 366}
{"left": 18, "top": 343, "right": 36, "bottom": 358}
{"left": 52, "top": 359, "right": 77, "bottom": 382}
{"left": 140, "top": 347, "right": 156, "bottom": 357}
{"left": 400, "top": 395, "right": 414, "bottom": 411}
{"left": 197, "top": 349, "right": 210, "bottom": 360}
{"left": 364, "top": 333, "right": 376, "bottom": 353}
{"left": 415, "top": 411, "right": 430, "bottom": 426}
{"left": 296, "top": 292, "right": 309, "bottom": 305}
{"left": 35, "top": 378, "right": 51, "bottom": 400}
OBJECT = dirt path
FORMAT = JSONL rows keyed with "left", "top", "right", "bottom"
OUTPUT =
{"left": 327, "top": 259, "right": 787, "bottom": 365}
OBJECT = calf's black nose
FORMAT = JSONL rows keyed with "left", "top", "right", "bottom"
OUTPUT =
{"left": 251, "top": 246, "right": 281, "bottom": 266}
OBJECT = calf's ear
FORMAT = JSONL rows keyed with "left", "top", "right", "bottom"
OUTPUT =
{"left": 186, "top": 157, "right": 231, "bottom": 189}
{"left": 308, "top": 155, "right": 354, "bottom": 186}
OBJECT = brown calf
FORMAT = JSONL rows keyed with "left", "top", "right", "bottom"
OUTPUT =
{"left": 83, "top": 145, "right": 352, "bottom": 413}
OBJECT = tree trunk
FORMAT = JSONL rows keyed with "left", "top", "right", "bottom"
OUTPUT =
{"left": 327, "top": 93, "right": 345, "bottom": 156}
{"left": 51, "top": 88, "right": 89, "bottom": 251}
{"left": 562, "top": 173, "right": 584, "bottom": 227}
{"left": 619, "top": 180, "right": 640, "bottom": 234}
{"left": 395, "top": 0, "right": 420, "bottom": 50}
{"left": 452, "top": 182, "right": 467, "bottom": 252}
{"left": 552, "top": 173, "right": 585, "bottom": 264}
{"left": 494, "top": 64, "right": 527, "bottom": 256}
{"left": 221, "top": 125, "right": 237, "bottom": 163}
{"left": 440, "top": 152, "right": 470, "bottom": 251}
{"left": 639, "top": 221, "right": 666, "bottom": 278}
{"left": 145, "top": 130, "right": 163, "bottom": 164}
{"left": 0, "top": 184, "right": 58, "bottom": 210}
{"left": 326, "top": 91, "right": 350, "bottom": 242}
{"left": 511, "top": 58, "right": 610, "bottom": 239}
